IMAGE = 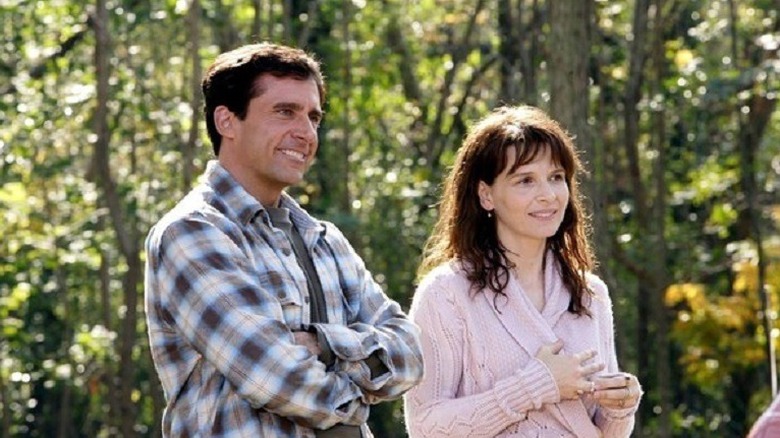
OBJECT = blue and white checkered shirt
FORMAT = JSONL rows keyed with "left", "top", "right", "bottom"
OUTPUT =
{"left": 144, "top": 161, "right": 423, "bottom": 437}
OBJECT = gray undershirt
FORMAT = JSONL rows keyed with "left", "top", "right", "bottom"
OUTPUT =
{"left": 267, "top": 207, "right": 328, "bottom": 325}
{"left": 267, "top": 207, "right": 361, "bottom": 438}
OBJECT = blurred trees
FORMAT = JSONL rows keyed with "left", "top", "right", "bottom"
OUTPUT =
{"left": 1, "top": 0, "right": 778, "bottom": 437}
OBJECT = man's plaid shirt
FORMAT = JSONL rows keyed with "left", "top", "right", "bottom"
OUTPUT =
{"left": 144, "top": 161, "right": 423, "bottom": 437}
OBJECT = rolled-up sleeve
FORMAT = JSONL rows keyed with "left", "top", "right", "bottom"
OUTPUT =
{"left": 311, "top": 225, "right": 424, "bottom": 403}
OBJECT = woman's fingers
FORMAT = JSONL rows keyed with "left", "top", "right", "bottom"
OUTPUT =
{"left": 574, "top": 349, "right": 597, "bottom": 363}
{"left": 591, "top": 372, "right": 642, "bottom": 408}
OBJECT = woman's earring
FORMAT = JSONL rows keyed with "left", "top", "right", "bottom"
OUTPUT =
{"left": 487, "top": 210, "right": 493, "bottom": 218}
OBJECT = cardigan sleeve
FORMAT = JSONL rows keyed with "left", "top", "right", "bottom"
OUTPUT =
{"left": 588, "top": 276, "right": 640, "bottom": 436}
{"left": 403, "top": 270, "right": 559, "bottom": 437}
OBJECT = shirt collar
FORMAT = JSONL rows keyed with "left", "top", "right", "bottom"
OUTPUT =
{"left": 278, "top": 192, "right": 320, "bottom": 232}
{"left": 204, "top": 160, "right": 323, "bottom": 234}
{"left": 204, "top": 160, "right": 264, "bottom": 225}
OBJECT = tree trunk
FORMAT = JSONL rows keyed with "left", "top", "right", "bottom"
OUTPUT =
{"left": 425, "top": 0, "right": 487, "bottom": 164}
{"left": 252, "top": 0, "right": 263, "bottom": 39}
{"left": 619, "top": 0, "right": 675, "bottom": 435}
{"left": 93, "top": 1, "right": 143, "bottom": 435}
{"left": 383, "top": 0, "right": 490, "bottom": 167}
{"left": 498, "top": 0, "right": 540, "bottom": 105}
{"left": 214, "top": 0, "right": 239, "bottom": 52}
{"left": 739, "top": 89, "right": 778, "bottom": 397}
{"left": 0, "top": 368, "right": 9, "bottom": 438}
{"left": 521, "top": 0, "right": 541, "bottom": 105}
{"left": 498, "top": 0, "right": 521, "bottom": 103}
{"left": 283, "top": 0, "right": 292, "bottom": 43}
{"left": 184, "top": 0, "right": 201, "bottom": 188}
{"left": 98, "top": 244, "right": 121, "bottom": 433}
{"left": 296, "top": 1, "right": 319, "bottom": 48}
{"left": 548, "top": 1, "right": 614, "bottom": 296}
{"left": 649, "top": 1, "right": 671, "bottom": 436}
{"left": 731, "top": 0, "right": 779, "bottom": 399}
{"left": 55, "top": 262, "right": 72, "bottom": 438}
{"left": 338, "top": 2, "right": 352, "bottom": 213}
{"left": 547, "top": 0, "right": 593, "bottom": 188}
{"left": 547, "top": 0, "right": 591, "bottom": 173}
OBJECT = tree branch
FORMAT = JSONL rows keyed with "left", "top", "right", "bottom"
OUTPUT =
{"left": 1, "top": 19, "right": 91, "bottom": 96}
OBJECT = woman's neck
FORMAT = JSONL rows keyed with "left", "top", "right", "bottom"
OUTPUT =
{"left": 504, "top": 241, "right": 547, "bottom": 311}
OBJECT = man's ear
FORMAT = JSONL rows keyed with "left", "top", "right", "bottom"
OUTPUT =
{"left": 214, "top": 106, "right": 235, "bottom": 139}
{"left": 478, "top": 181, "right": 494, "bottom": 211}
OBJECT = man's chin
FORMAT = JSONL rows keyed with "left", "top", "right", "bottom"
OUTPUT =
{"left": 281, "top": 174, "right": 306, "bottom": 188}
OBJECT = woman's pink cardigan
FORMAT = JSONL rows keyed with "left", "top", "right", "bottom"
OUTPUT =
{"left": 403, "top": 260, "right": 638, "bottom": 437}
{"left": 749, "top": 395, "right": 780, "bottom": 437}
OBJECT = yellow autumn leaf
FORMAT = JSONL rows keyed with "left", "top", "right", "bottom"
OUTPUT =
{"left": 665, "top": 283, "right": 706, "bottom": 307}
{"left": 0, "top": 182, "right": 27, "bottom": 205}
{"left": 733, "top": 261, "right": 758, "bottom": 294}
{"left": 674, "top": 49, "right": 695, "bottom": 69}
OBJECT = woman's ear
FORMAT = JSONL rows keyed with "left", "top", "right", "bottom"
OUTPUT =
{"left": 214, "top": 106, "right": 235, "bottom": 139}
{"left": 478, "top": 181, "right": 494, "bottom": 211}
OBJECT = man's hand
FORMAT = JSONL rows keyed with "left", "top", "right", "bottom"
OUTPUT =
{"left": 293, "top": 330, "right": 322, "bottom": 356}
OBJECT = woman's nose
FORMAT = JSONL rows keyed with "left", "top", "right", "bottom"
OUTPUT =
{"left": 537, "top": 181, "right": 557, "bottom": 200}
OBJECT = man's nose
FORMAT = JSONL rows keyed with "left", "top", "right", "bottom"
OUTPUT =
{"left": 292, "top": 116, "right": 318, "bottom": 142}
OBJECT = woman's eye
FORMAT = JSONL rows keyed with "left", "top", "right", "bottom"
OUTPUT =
{"left": 518, "top": 177, "right": 534, "bottom": 185}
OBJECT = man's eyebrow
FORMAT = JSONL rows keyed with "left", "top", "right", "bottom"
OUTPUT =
{"left": 272, "top": 102, "right": 303, "bottom": 111}
{"left": 271, "top": 102, "right": 323, "bottom": 118}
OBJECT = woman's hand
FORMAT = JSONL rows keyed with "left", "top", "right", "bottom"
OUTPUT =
{"left": 591, "top": 372, "right": 642, "bottom": 409}
{"left": 536, "top": 340, "right": 605, "bottom": 400}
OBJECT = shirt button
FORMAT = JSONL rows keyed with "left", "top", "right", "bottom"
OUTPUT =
{"left": 304, "top": 296, "right": 310, "bottom": 304}
{"left": 282, "top": 248, "right": 292, "bottom": 257}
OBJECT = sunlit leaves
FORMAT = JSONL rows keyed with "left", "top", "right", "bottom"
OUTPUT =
{"left": 673, "top": 49, "right": 696, "bottom": 71}
{"left": 71, "top": 324, "right": 118, "bottom": 364}
{"left": 0, "top": 0, "right": 777, "bottom": 436}
{"left": 667, "top": 281, "right": 765, "bottom": 392}
{"left": 666, "top": 283, "right": 707, "bottom": 308}
{"left": 671, "top": 155, "right": 739, "bottom": 204}
{"left": 667, "top": 237, "right": 780, "bottom": 397}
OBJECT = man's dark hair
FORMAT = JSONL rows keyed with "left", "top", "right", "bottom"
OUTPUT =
{"left": 201, "top": 42, "right": 326, "bottom": 156}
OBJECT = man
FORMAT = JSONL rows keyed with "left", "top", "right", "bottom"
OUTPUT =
{"left": 144, "top": 42, "right": 423, "bottom": 437}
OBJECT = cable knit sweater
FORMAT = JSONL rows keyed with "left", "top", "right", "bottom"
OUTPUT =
{"left": 404, "top": 257, "right": 638, "bottom": 437}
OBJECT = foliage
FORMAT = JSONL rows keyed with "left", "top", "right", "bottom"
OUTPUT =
{"left": 1, "top": 0, "right": 778, "bottom": 437}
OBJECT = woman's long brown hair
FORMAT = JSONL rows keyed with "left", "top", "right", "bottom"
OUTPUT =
{"left": 418, "top": 105, "right": 595, "bottom": 315}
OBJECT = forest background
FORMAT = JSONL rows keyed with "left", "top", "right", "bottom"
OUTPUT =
{"left": 1, "top": 0, "right": 779, "bottom": 437}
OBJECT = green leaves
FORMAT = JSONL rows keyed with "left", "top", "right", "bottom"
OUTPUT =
{"left": 1, "top": 0, "right": 778, "bottom": 436}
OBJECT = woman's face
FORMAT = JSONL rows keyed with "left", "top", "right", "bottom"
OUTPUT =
{"left": 478, "top": 146, "right": 569, "bottom": 251}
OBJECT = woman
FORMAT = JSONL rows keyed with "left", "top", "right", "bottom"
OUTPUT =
{"left": 748, "top": 394, "right": 780, "bottom": 437}
{"left": 404, "top": 106, "right": 641, "bottom": 437}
